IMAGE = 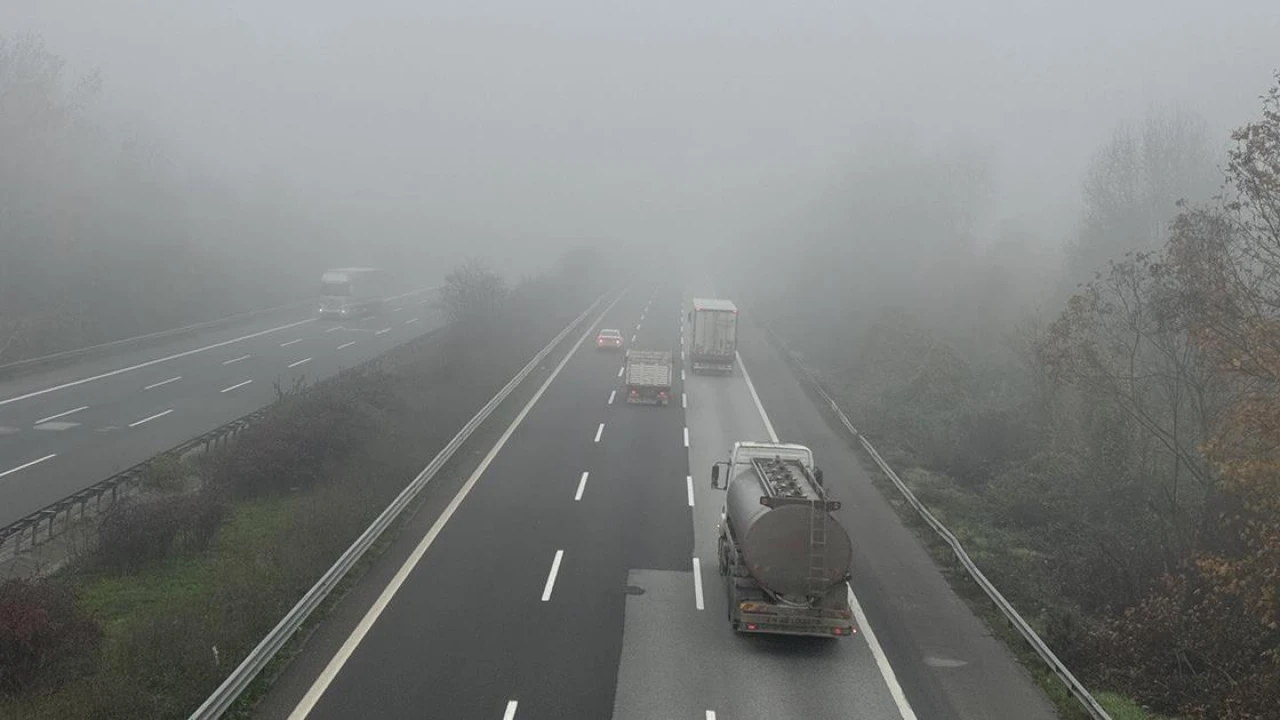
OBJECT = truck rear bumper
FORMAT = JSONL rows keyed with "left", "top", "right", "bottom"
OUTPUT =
{"left": 691, "top": 361, "right": 734, "bottom": 375}
{"left": 731, "top": 613, "right": 856, "bottom": 638}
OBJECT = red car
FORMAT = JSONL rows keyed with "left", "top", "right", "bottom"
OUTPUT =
{"left": 596, "top": 328, "right": 624, "bottom": 351}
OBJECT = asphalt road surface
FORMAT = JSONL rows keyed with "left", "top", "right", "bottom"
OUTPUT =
{"left": 256, "top": 284, "right": 1059, "bottom": 720}
{"left": 0, "top": 290, "right": 441, "bottom": 527}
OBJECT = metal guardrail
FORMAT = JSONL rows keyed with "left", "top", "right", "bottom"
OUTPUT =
{"left": 752, "top": 312, "right": 1112, "bottom": 720}
{"left": 188, "top": 292, "right": 609, "bottom": 720}
{"left": 0, "top": 407, "right": 270, "bottom": 562}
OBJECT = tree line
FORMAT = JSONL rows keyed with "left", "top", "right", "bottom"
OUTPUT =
{"left": 756, "top": 76, "right": 1280, "bottom": 718}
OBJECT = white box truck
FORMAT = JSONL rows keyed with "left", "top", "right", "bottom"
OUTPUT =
{"left": 689, "top": 297, "right": 737, "bottom": 374}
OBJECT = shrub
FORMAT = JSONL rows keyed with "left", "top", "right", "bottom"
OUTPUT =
{"left": 94, "top": 499, "right": 182, "bottom": 572}
{"left": 0, "top": 579, "right": 100, "bottom": 695}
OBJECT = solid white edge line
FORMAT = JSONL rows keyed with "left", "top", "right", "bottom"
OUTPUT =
{"left": 686, "top": 475, "right": 695, "bottom": 507}
{"left": 736, "top": 351, "right": 778, "bottom": 443}
{"left": 848, "top": 583, "right": 918, "bottom": 720}
{"left": 692, "top": 557, "right": 705, "bottom": 610}
{"left": 0, "top": 453, "right": 58, "bottom": 479}
{"left": 736, "top": 352, "right": 917, "bottom": 720}
{"left": 128, "top": 408, "right": 173, "bottom": 428}
{"left": 0, "top": 317, "right": 316, "bottom": 409}
{"left": 337, "top": 341, "right": 356, "bottom": 350}
{"left": 503, "top": 700, "right": 518, "bottom": 720}
{"left": 575, "top": 471, "right": 589, "bottom": 501}
{"left": 594, "top": 423, "right": 605, "bottom": 443}
{"left": 608, "top": 390, "right": 616, "bottom": 405}
{"left": 683, "top": 426, "right": 689, "bottom": 448}
{"left": 221, "top": 380, "right": 254, "bottom": 394}
{"left": 34, "top": 406, "right": 89, "bottom": 425}
{"left": 223, "top": 354, "right": 252, "bottom": 365}
{"left": 541, "top": 549, "right": 564, "bottom": 602}
{"left": 288, "top": 358, "right": 312, "bottom": 369}
{"left": 143, "top": 375, "right": 182, "bottom": 390}
{"left": 286, "top": 292, "right": 624, "bottom": 720}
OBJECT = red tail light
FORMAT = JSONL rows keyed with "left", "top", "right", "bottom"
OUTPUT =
{"left": 746, "top": 623, "right": 758, "bottom": 631}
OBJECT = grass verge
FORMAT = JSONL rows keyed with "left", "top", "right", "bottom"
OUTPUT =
{"left": 0, "top": 275, "right": 601, "bottom": 719}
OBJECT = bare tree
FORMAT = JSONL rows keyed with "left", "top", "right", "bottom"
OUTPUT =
{"left": 1066, "top": 105, "right": 1216, "bottom": 285}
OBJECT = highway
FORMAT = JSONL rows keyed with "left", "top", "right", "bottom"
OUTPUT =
{"left": 256, "top": 283, "right": 1059, "bottom": 720}
{"left": 0, "top": 290, "right": 441, "bottom": 527}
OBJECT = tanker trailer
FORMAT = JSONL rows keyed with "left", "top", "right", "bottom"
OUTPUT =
{"left": 710, "top": 441, "right": 856, "bottom": 637}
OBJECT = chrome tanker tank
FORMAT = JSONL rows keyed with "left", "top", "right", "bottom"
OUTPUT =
{"left": 725, "top": 455, "right": 853, "bottom": 601}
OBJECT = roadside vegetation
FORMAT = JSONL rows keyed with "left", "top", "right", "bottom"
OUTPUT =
{"left": 0, "top": 254, "right": 603, "bottom": 718}
{"left": 753, "top": 75, "right": 1280, "bottom": 720}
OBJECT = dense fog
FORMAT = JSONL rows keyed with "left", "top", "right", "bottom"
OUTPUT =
{"left": 3, "top": 1, "right": 1276, "bottom": 346}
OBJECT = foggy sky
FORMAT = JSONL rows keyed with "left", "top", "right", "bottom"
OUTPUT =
{"left": 6, "top": 0, "right": 1278, "bottom": 269}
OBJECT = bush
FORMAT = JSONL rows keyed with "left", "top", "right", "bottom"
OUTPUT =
{"left": 94, "top": 500, "right": 183, "bottom": 573}
{"left": 0, "top": 579, "right": 100, "bottom": 695}
{"left": 211, "top": 375, "right": 391, "bottom": 498}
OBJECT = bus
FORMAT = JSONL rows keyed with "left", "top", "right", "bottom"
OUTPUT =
{"left": 318, "top": 267, "right": 389, "bottom": 319}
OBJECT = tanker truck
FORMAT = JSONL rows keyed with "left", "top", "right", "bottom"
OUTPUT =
{"left": 709, "top": 441, "right": 856, "bottom": 637}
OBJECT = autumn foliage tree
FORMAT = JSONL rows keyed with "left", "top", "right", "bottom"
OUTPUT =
{"left": 1081, "top": 72, "right": 1280, "bottom": 719}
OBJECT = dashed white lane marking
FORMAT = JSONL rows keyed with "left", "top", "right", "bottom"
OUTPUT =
{"left": 737, "top": 352, "right": 917, "bottom": 720}
{"left": 0, "top": 317, "right": 316, "bottom": 409}
{"left": 281, "top": 338, "right": 304, "bottom": 346}
{"left": 617, "top": 366, "right": 624, "bottom": 378}
{"left": 376, "top": 328, "right": 392, "bottom": 336}
{"left": 143, "top": 375, "right": 182, "bottom": 390}
{"left": 706, "top": 712, "right": 716, "bottom": 720}
{"left": 608, "top": 390, "right": 616, "bottom": 405}
{"left": 34, "top": 406, "right": 88, "bottom": 425}
{"left": 503, "top": 700, "right": 518, "bottom": 720}
{"left": 128, "top": 408, "right": 173, "bottom": 428}
{"left": 683, "top": 426, "right": 689, "bottom": 448}
{"left": 682, "top": 392, "right": 687, "bottom": 409}
{"left": 288, "top": 358, "right": 312, "bottom": 369}
{"left": 686, "top": 475, "right": 695, "bottom": 507}
{"left": 223, "top": 354, "right": 252, "bottom": 365}
{"left": 405, "top": 318, "right": 419, "bottom": 325}
{"left": 681, "top": 369, "right": 686, "bottom": 381}
{"left": 34, "top": 421, "right": 78, "bottom": 431}
{"left": 0, "top": 453, "right": 58, "bottom": 479}
{"left": 575, "top": 471, "right": 589, "bottom": 501}
{"left": 221, "top": 379, "right": 254, "bottom": 393}
{"left": 286, "top": 293, "right": 625, "bottom": 719}
{"left": 594, "top": 423, "right": 604, "bottom": 443}
{"left": 541, "top": 550, "right": 564, "bottom": 602}
{"left": 391, "top": 307, "right": 404, "bottom": 312}
{"left": 631, "top": 334, "right": 637, "bottom": 343}
{"left": 337, "top": 341, "right": 356, "bottom": 350}
{"left": 636, "top": 322, "right": 642, "bottom": 330}
{"left": 692, "top": 557, "right": 705, "bottom": 610}
{"left": 325, "top": 326, "right": 343, "bottom": 334}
